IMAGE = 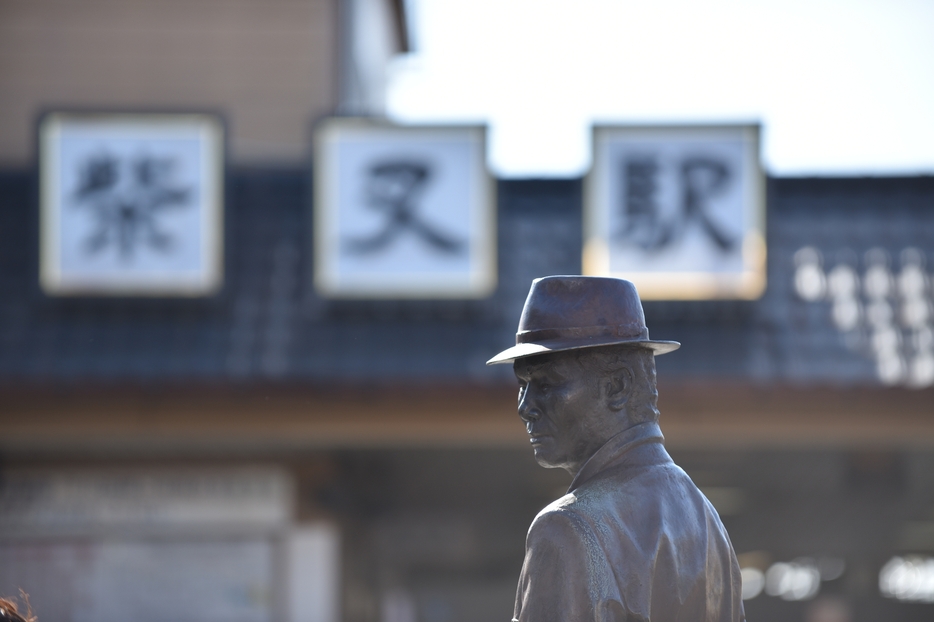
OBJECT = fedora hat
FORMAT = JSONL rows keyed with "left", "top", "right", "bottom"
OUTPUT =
{"left": 487, "top": 275, "right": 680, "bottom": 365}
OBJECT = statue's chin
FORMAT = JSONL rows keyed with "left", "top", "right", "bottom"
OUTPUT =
{"left": 532, "top": 448, "right": 562, "bottom": 470}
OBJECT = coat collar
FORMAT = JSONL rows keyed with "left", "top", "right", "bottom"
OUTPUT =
{"left": 568, "top": 421, "right": 667, "bottom": 493}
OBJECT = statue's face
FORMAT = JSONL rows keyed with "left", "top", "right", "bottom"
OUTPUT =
{"left": 513, "top": 350, "right": 609, "bottom": 473}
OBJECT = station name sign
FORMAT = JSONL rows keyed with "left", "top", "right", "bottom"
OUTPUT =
{"left": 584, "top": 125, "right": 765, "bottom": 300}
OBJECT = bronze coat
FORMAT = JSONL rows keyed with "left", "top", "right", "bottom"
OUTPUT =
{"left": 513, "top": 422, "right": 745, "bottom": 622}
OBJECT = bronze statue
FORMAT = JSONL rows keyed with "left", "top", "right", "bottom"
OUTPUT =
{"left": 488, "top": 276, "right": 745, "bottom": 622}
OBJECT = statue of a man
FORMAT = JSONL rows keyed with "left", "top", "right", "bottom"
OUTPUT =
{"left": 488, "top": 276, "right": 745, "bottom": 622}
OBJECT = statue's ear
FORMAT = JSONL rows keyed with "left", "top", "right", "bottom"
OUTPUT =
{"left": 605, "top": 367, "right": 633, "bottom": 412}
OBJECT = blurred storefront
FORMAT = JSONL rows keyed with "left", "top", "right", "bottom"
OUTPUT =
{"left": 2, "top": 3, "right": 934, "bottom": 622}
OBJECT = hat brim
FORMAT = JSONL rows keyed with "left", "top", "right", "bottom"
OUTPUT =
{"left": 486, "top": 337, "right": 680, "bottom": 365}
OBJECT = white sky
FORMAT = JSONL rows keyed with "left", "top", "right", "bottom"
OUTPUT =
{"left": 386, "top": 0, "right": 934, "bottom": 178}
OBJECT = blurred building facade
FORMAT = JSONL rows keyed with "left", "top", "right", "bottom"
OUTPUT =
{"left": 2, "top": 3, "right": 934, "bottom": 622}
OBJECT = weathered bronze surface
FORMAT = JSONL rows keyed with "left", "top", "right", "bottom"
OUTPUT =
{"left": 489, "top": 276, "right": 745, "bottom": 622}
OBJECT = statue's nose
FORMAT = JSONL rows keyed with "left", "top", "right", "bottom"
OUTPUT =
{"left": 518, "top": 388, "right": 540, "bottom": 423}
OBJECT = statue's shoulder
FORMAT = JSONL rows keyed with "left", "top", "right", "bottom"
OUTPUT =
{"left": 525, "top": 495, "right": 604, "bottom": 555}
{"left": 527, "top": 492, "right": 609, "bottom": 543}
{"left": 530, "top": 493, "right": 584, "bottom": 529}
{"left": 538, "top": 491, "right": 578, "bottom": 515}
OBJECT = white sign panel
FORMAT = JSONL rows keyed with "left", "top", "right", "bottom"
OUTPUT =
{"left": 0, "top": 469, "right": 343, "bottom": 622}
{"left": 0, "top": 539, "right": 275, "bottom": 622}
{"left": 40, "top": 112, "right": 224, "bottom": 296}
{"left": 0, "top": 467, "right": 292, "bottom": 535}
{"left": 585, "top": 125, "right": 765, "bottom": 299}
{"left": 314, "top": 119, "right": 495, "bottom": 298}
